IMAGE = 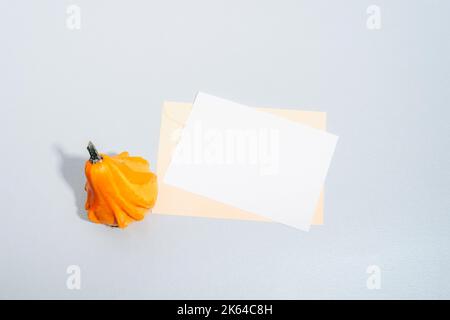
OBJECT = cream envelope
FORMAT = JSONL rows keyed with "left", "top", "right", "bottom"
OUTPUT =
{"left": 153, "top": 101, "right": 327, "bottom": 225}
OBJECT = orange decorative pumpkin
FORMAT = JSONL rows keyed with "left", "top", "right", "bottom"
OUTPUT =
{"left": 84, "top": 142, "right": 158, "bottom": 228}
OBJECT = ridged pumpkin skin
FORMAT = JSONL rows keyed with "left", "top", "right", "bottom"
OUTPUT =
{"left": 85, "top": 152, "right": 158, "bottom": 228}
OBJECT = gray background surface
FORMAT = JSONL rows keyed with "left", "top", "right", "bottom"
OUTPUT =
{"left": 0, "top": 0, "right": 449, "bottom": 299}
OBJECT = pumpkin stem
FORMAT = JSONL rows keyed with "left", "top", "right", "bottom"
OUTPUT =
{"left": 87, "top": 141, "right": 102, "bottom": 164}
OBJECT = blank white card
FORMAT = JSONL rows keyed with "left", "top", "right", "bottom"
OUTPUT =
{"left": 164, "top": 92, "right": 338, "bottom": 231}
